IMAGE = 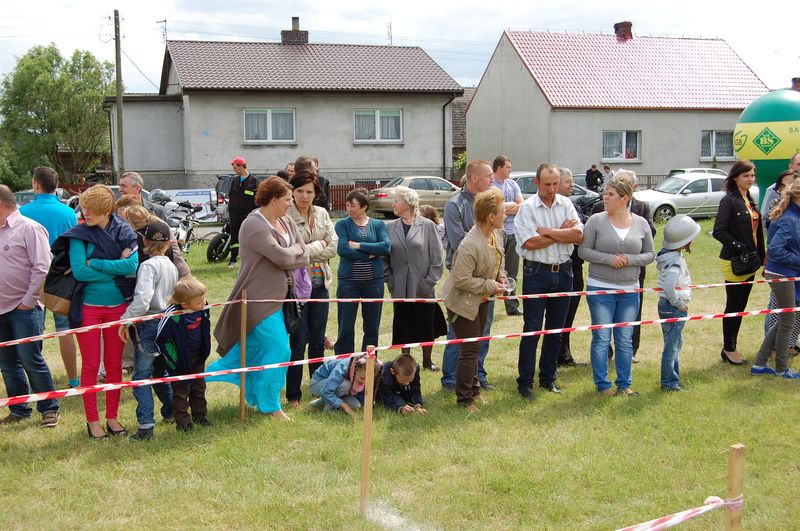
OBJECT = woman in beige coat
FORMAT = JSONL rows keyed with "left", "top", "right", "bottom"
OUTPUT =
{"left": 442, "top": 188, "right": 506, "bottom": 411}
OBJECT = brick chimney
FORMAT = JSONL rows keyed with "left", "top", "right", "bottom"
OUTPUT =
{"left": 614, "top": 21, "right": 633, "bottom": 41}
{"left": 792, "top": 77, "right": 800, "bottom": 91}
{"left": 281, "top": 17, "right": 308, "bottom": 45}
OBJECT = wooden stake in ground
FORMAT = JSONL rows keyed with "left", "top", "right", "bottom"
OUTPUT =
{"left": 239, "top": 290, "right": 247, "bottom": 421}
{"left": 360, "top": 346, "right": 376, "bottom": 515}
{"left": 725, "top": 443, "right": 746, "bottom": 531}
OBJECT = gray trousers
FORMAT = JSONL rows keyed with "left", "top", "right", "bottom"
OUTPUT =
{"left": 755, "top": 273, "right": 795, "bottom": 372}
{"left": 504, "top": 233, "right": 520, "bottom": 314}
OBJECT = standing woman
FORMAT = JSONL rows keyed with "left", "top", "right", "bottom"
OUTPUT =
{"left": 712, "top": 160, "right": 765, "bottom": 365}
{"left": 207, "top": 177, "right": 308, "bottom": 420}
{"left": 443, "top": 188, "right": 506, "bottom": 411}
{"left": 751, "top": 179, "right": 800, "bottom": 379}
{"left": 285, "top": 170, "right": 338, "bottom": 407}
{"left": 334, "top": 188, "right": 391, "bottom": 356}
{"left": 66, "top": 185, "right": 139, "bottom": 438}
{"left": 385, "top": 187, "right": 444, "bottom": 371}
{"left": 578, "top": 180, "right": 654, "bottom": 397}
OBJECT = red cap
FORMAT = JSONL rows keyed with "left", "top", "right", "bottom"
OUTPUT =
{"left": 229, "top": 156, "right": 246, "bottom": 166}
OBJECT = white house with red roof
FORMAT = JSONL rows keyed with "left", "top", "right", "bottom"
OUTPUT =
{"left": 106, "top": 18, "right": 462, "bottom": 188}
{"left": 467, "top": 22, "right": 769, "bottom": 177}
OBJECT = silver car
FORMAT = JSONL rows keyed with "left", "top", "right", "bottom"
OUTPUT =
{"left": 634, "top": 172, "right": 759, "bottom": 223}
{"left": 368, "top": 176, "right": 460, "bottom": 217}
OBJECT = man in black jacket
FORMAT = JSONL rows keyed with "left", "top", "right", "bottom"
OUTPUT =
{"left": 227, "top": 156, "right": 259, "bottom": 268}
{"left": 589, "top": 170, "right": 656, "bottom": 362}
{"left": 586, "top": 164, "right": 604, "bottom": 192}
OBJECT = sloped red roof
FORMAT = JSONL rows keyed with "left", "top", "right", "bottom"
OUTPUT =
{"left": 161, "top": 40, "right": 462, "bottom": 94}
{"left": 505, "top": 31, "right": 768, "bottom": 110}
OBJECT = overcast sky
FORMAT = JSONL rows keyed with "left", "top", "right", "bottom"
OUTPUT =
{"left": 2, "top": 0, "right": 797, "bottom": 93}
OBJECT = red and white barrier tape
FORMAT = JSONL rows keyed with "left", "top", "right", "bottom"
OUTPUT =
{"left": 2, "top": 305, "right": 799, "bottom": 408}
{"left": 0, "top": 350, "right": 369, "bottom": 408}
{"left": 0, "top": 300, "right": 239, "bottom": 350}
{"left": 617, "top": 494, "right": 744, "bottom": 530}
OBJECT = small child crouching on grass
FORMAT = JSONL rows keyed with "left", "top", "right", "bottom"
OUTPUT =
{"left": 308, "top": 355, "right": 381, "bottom": 417}
{"left": 655, "top": 215, "right": 700, "bottom": 392}
{"left": 155, "top": 276, "right": 212, "bottom": 432}
{"left": 378, "top": 353, "right": 427, "bottom": 415}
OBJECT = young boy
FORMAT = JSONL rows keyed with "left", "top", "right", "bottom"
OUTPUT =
{"left": 119, "top": 219, "right": 179, "bottom": 439}
{"left": 378, "top": 353, "right": 427, "bottom": 415}
{"left": 655, "top": 215, "right": 700, "bottom": 392}
{"left": 155, "top": 276, "right": 212, "bottom": 432}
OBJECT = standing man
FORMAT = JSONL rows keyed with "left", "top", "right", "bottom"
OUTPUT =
{"left": 586, "top": 164, "right": 604, "bottom": 192}
{"left": 311, "top": 156, "right": 332, "bottom": 211}
{"left": 556, "top": 167, "right": 587, "bottom": 367}
{"left": 119, "top": 171, "right": 166, "bottom": 220}
{"left": 602, "top": 165, "right": 615, "bottom": 183}
{"left": 227, "top": 156, "right": 259, "bottom": 268}
{"left": 0, "top": 185, "right": 60, "bottom": 427}
{"left": 590, "top": 170, "right": 655, "bottom": 362}
{"left": 19, "top": 166, "right": 79, "bottom": 388}
{"left": 515, "top": 162, "right": 584, "bottom": 398}
{"left": 491, "top": 156, "right": 524, "bottom": 316}
{"left": 441, "top": 160, "right": 495, "bottom": 391}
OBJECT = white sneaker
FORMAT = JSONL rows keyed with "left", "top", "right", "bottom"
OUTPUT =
{"left": 227, "top": 261, "right": 237, "bottom": 269}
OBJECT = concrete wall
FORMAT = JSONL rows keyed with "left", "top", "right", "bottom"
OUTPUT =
{"left": 468, "top": 33, "right": 742, "bottom": 175}
{"left": 467, "top": 34, "right": 551, "bottom": 171}
{"left": 181, "top": 91, "right": 455, "bottom": 184}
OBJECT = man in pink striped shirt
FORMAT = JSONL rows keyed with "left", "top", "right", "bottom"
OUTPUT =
{"left": 0, "top": 185, "right": 60, "bottom": 427}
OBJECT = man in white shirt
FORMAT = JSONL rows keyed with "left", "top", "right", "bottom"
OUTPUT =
{"left": 514, "top": 163, "right": 584, "bottom": 399}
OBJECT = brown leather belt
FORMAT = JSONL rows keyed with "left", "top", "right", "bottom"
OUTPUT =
{"left": 523, "top": 259, "right": 572, "bottom": 273}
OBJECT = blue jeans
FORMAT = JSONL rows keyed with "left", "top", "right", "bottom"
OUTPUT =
{"left": 287, "top": 284, "right": 329, "bottom": 401}
{"left": 517, "top": 263, "right": 572, "bottom": 390}
{"left": 658, "top": 298, "right": 685, "bottom": 389}
{"left": 586, "top": 286, "right": 640, "bottom": 392}
{"left": 131, "top": 320, "right": 173, "bottom": 429}
{"left": 335, "top": 278, "right": 384, "bottom": 356}
{"left": 441, "top": 300, "right": 494, "bottom": 387}
{"left": 39, "top": 309, "right": 71, "bottom": 332}
{"left": 0, "top": 307, "right": 58, "bottom": 417}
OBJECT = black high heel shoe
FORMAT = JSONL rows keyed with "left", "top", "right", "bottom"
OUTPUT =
{"left": 106, "top": 421, "right": 128, "bottom": 437}
{"left": 87, "top": 423, "right": 109, "bottom": 439}
{"left": 720, "top": 349, "right": 748, "bottom": 366}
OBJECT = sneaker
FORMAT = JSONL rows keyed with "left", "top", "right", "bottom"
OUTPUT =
{"left": 778, "top": 369, "right": 800, "bottom": 380}
{"left": 227, "top": 261, "right": 237, "bottom": 269}
{"left": 750, "top": 365, "right": 777, "bottom": 376}
{"left": 41, "top": 411, "right": 60, "bottom": 428}
{"left": 308, "top": 398, "right": 323, "bottom": 409}
{"left": 130, "top": 428, "right": 154, "bottom": 441}
{"left": 196, "top": 418, "right": 212, "bottom": 428}
{"left": 0, "top": 413, "right": 27, "bottom": 425}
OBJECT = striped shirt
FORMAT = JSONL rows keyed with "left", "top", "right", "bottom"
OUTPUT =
{"left": 514, "top": 193, "right": 583, "bottom": 264}
{"left": 351, "top": 224, "right": 374, "bottom": 280}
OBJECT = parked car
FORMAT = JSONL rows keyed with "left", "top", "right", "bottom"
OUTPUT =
{"left": 368, "top": 176, "right": 460, "bottom": 217}
{"left": 668, "top": 168, "right": 727, "bottom": 177}
{"left": 634, "top": 172, "right": 760, "bottom": 223}
{"left": 14, "top": 188, "right": 71, "bottom": 206}
{"left": 510, "top": 172, "right": 601, "bottom": 216}
{"left": 214, "top": 174, "right": 269, "bottom": 221}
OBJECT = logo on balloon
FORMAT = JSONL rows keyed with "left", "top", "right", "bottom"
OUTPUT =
{"left": 752, "top": 127, "right": 781, "bottom": 156}
{"left": 733, "top": 131, "right": 748, "bottom": 153}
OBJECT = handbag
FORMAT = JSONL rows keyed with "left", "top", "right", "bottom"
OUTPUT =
{"left": 282, "top": 271, "right": 302, "bottom": 334}
{"left": 731, "top": 250, "right": 761, "bottom": 276}
{"left": 39, "top": 240, "right": 76, "bottom": 316}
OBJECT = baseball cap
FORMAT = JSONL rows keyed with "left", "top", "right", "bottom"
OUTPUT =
{"left": 230, "top": 156, "right": 247, "bottom": 166}
{"left": 144, "top": 219, "right": 171, "bottom": 242}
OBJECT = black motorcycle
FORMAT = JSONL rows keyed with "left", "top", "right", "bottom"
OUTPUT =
{"left": 206, "top": 218, "right": 231, "bottom": 262}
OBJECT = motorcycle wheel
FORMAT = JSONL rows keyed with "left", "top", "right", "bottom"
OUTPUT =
{"left": 206, "top": 232, "right": 230, "bottom": 262}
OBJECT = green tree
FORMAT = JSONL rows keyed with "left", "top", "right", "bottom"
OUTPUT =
{"left": 0, "top": 43, "right": 114, "bottom": 183}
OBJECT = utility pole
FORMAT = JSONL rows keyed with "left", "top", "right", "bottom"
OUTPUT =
{"left": 387, "top": 22, "right": 392, "bottom": 46}
{"left": 114, "top": 9, "right": 124, "bottom": 178}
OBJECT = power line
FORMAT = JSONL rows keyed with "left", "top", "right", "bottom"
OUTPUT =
{"left": 120, "top": 47, "right": 160, "bottom": 91}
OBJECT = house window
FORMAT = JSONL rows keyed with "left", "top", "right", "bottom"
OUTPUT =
{"left": 354, "top": 109, "right": 403, "bottom": 142}
{"left": 701, "top": 130, "right": 734, "bottom": 160}
{"left": 602, "top": 130, "right": 640, "bottom": 161}
{"left": 243, "top": 109, "right": 295, "bottom": 143}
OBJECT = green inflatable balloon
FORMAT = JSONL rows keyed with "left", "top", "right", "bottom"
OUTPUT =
{"left": 734, "top": 89, "right": 800, "bottom": 200}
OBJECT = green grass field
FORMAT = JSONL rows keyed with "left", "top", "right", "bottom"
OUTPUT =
{"left": 1, "top": 218, "right": 798, "bottom": 530}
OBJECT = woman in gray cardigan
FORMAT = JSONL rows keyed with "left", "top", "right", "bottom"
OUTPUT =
{"left": 384, "top": 187, "right": 445, "bottom": 371}
{"left": 578, "top": 180, "right": 654, "bottom": 397}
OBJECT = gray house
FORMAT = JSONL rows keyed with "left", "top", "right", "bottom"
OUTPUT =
{"left": 107, "top": 19, "right": 463, "bottom": 188}
{"left": 467, "top": 22, "right": 769, "bottom": 177}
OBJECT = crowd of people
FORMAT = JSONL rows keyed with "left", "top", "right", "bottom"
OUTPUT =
{"left": 2, "top": 153, "right": 800, "bottom": 437}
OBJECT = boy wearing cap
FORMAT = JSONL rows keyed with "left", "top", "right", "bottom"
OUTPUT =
{"left": 227, "top": 156, "right": 259, "bottom": 268}
{"left": 119, "top": 219, "right": 180, "bottom": 439}
{"left": 655, "top": 215, "right": 700, "bottom": 392}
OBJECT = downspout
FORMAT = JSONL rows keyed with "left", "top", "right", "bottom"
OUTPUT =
{"left": 442, "top": 93, "right": 457, "bottom": 180}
